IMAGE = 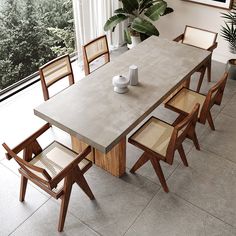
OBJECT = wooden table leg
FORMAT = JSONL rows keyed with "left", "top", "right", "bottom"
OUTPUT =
{"left": 71, "top": 136, "right": 95, "bottom": 162}
{"left": 71, "top": 135, "right": 126, "bottom": 177}
{"left": 94, "top": 137, "right": 126, "bottom": 177}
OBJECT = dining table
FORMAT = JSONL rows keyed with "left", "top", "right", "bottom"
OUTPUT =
{"left": 34, "top": 36, "right": 211, "bottom": 177}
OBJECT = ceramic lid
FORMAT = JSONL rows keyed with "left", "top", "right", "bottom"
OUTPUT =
{"left": 112, "top": 75, "right": 129, "bottom": 88}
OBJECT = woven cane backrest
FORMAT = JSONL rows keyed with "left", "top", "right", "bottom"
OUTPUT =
{"left": 82, "top": 35, "right": 110, "bottom": 75}
{"left": 183, "top": 26, "right": 217, "bottom": 51}
{"left": 39, "top": 54, "right": 74, "bottom": 100}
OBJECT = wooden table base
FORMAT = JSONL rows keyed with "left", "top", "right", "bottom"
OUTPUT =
{"left": 71, "top": 136, "right": 126, "bottom": 177}
{"left": 71, "top": 136, "right": 94, "bottom": 162}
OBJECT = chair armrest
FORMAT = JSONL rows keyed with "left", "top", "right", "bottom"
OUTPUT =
{"left": 50, "top": 146, "right": 92, "bottom": 189}
{"left": 173, "top": 33, "right": 184, "bottom": 42}
{"left": 4, "top": 123, "right": 50, "bottom": 160}
{"left": 2, "top": 143, "right": 52, "bottom": 185}
{"left": 208, "top": 42, "right": 218, "bottom": 52}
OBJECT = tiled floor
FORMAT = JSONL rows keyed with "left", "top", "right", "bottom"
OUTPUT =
{"left": 1, "top": 57, "right": 236, "bottom": 236}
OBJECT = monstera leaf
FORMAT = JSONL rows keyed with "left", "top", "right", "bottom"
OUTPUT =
{"left": 104, "top": 0, "right": 173, "bottom": 40}
{"left": 114, "top": 8, "right": 128, "bottom": 14}
{"left": 131, "top": 17, "right": 159, "bottom": 36}
{"left": 104, "top": 14, "right": 128, "bottom": 31}
{"left": 121, "top": 0, "right": 139, "bottom": 14}
{"left": 145, "top": 1, "right": 167, "bottom": 21}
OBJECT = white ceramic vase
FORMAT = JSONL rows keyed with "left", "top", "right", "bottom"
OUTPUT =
{"left": 112, "top": 75, "right": 130, "bottom": 94}
{"left": 127, "top": 36, "right": 141, "bottom": 49}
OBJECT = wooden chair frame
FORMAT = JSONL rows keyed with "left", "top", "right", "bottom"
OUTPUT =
{"left": 82, "top": 35, "right": 110, "bottom": 76}
{"left": 2, "top": 123, "right": 94, "bottom": 232}
{"left": 165, "top": 72, "right": 228, "bottom": 132}
{"left": 174, "top": 25, "right": 218, "bottom": 92}
{"left": 128, "top": 104, "right": 200, "bottom": 193}
{"left": 39, "top": 54, "right": 75, "bottom": 101}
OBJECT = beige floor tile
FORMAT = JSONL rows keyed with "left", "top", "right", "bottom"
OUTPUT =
{"left": 167, "top": 148, "right": 236, "bottom": 227}
{"left": 0, "top": 164, "right": 49, "bottom": 235}
{"left": 12, "top": 199, "right": 99, "bottom": 236}
{"left": 125, "top": 192, "right": 236, "bottom": 236}
{"left": 200, "top": 113, "right": 236, "bottom": 163}
{"left": 221, "top": 92, "right": 236, "bottom": 119}
{"left": 66, "top": 166, "right": 159, "bottom": 236}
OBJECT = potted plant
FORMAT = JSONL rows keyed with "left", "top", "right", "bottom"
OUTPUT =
{"left": 104, "top": 0, "right": 173, "bottom": 49}
{"left": 221, "top": 4, "right": 236, "bottom": 80}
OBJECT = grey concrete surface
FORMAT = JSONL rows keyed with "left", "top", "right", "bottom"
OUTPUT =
{"left": 34, "top": 37, "right": 210, "bottom": 153}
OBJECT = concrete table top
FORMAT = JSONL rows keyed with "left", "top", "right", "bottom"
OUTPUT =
{"left": 34, "top": 36, "right": 211, "bottom": 153}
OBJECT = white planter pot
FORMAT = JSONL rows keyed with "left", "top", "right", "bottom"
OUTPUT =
{"left": 127, "top": 36, "right": 141, "bottom": 49}
{"left": 226, "top": 59, "right": 236, "bottom": 80}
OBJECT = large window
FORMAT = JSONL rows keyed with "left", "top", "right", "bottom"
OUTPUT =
{"left": 0, "top": 0, "right": 75, "bottom": 90}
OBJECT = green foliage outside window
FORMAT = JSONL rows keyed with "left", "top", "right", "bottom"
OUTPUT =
{"left": 0, "top": 0, "right": 75, "bottom": 90}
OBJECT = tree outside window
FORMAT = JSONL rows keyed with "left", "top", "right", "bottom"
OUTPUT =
{"left": 0, "top": 0, "right": 75, "bottom": 90}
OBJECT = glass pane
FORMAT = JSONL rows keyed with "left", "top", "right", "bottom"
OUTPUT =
{"left": 0, "top": 0, "right": 75, "bottom": 90}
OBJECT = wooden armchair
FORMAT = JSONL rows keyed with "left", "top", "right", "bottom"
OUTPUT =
{"left": 165, "top": 72, "right": 228, "bottom": 132}
{"left": 174, "top": 25, "right": 218, "bottom": 92}
{"left": 82, "top": 35, "right": 110, "bottom": 75}
{"left": 39, "top": 54, "right": 74, "bottom": 101}
{"left": 2, "top": 123, "right": 94, "bottom": 232}
{"left": 128, "top": 104, "right": 200, "bottom": 193}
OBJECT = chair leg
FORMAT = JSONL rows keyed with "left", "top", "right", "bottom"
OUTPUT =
{"left": 192, "top": 131, "right": 200, "bottom": 150}
{"left": 130, "top": 152, "right": 149, "bottom": 173}
{"left": 207, "top": 59, "right": 212, "bottom": 82}
{"left": 207, "top": 112, "right": 215, "bottom": 130}
{"left": 58, "top": 176, "right": 73, "bottom": 232}
{"left": 75, "top": 167, "right": 95, "bottom": 200}
{"left": 19, "top": 176, "right": 28, "bottom": 202}
{"left": 150, "top": 158, "right": 169, "bottom": 193}
{"left": 188, "top": 130, "right": 200, "bottom": 150}
{"left": 196, "top": 66, "right": 206, "bottom": 93}
{"left": 177, "top": 144, "right": 188, "bottom": 167}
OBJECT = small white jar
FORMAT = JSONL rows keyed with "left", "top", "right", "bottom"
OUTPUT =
{"left": 112, "top": 75, "right": 130, "bottom": 94}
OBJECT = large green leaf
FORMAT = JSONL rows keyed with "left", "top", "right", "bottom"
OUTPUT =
{"left": 114, "top": 8, "right": 128, "bottom": 14}
{"left": 121, "top": 0, "right": 139, "bottom": 14}
{"left": 145, "top": 1, "right": 167, "bottom": 21}
{"left": 104, "top": 14, "right": 128, "bottom": 31}
{"left": 139, "top": 0, "right": 153, "bottom": 14}
{"left": 131, "top": 17, "right": 159, "bottom": 36}
{"left": 139, "top": 0, "right": 154, "bottom": 9}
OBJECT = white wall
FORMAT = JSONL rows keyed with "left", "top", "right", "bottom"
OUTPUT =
{"left": 154, "top": 0, "right": 235, "bottom": 63}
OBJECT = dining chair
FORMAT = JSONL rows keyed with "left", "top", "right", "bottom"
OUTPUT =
{"left": 39, "top": 54, "right": 74, "bottom": 101}
{"left": 165, "top": 72, "right": 228, "bottom": 132}
{"left": 128, "top": 103, "right": 200, "bottom": 193}
{"left": 82, "top": 35, "right": 110, "bottom": 75}
{"left": 174, "top": 25, "right": 218, "bottom": 92}
{"left": 2, "top": 123, "right": 94, "bottom": 232}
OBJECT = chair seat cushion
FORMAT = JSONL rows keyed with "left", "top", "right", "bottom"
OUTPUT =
{"left": 29, "top": 141, "right": 90, "bottom": 192}
{"left": 130, "top": 117, "right": 174, "bottom": 156}
{"left": 166, "top": 88, "right": 205, "bottom": 117}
